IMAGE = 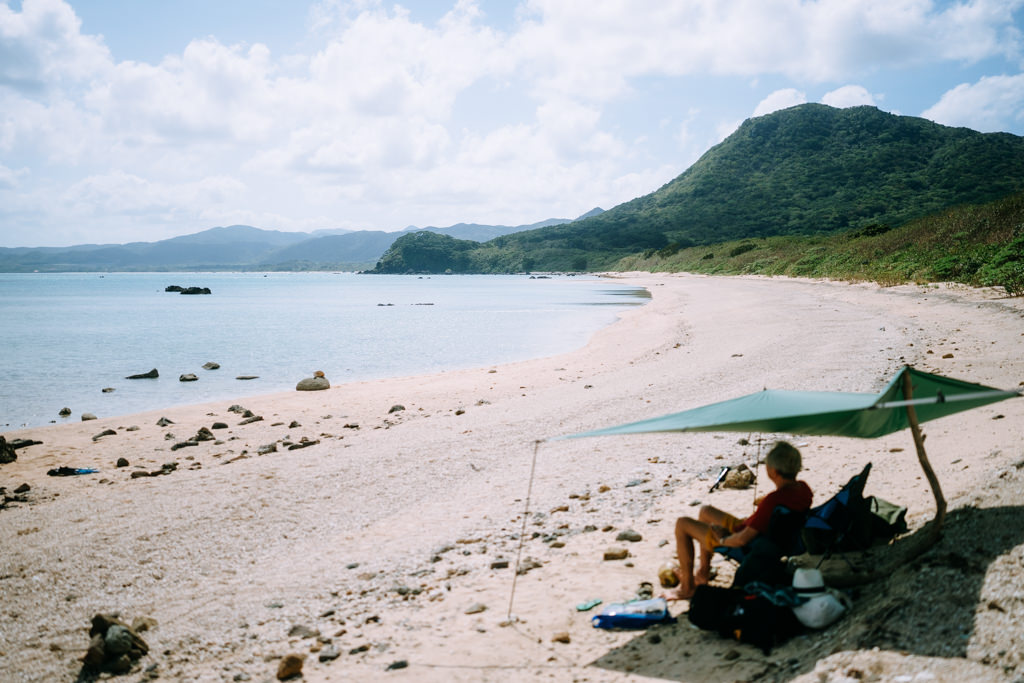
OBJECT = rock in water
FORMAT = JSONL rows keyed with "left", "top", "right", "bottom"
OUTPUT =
{"left": 202, "top": 362, "right": 220, "bottom": 370}
{"left": 81, "top": 413, "right": 97, "bottom": 421}
{"left": 179, "top": 373, "right": 198, "bottom": 382}
{"left": 59, "top": 406, "right": 72, "bottom": 416}
{"left": 296, "top": 376, "right": 330, "bottom": 391}
{"left": 126, "top": 369, "right": 158, "bottom": 379}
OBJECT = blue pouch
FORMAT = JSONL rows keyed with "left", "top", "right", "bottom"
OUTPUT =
{"left": 591, "top": 598, "right": 675, "bottom": 629}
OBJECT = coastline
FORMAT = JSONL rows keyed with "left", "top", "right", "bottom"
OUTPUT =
{"left": 2, "top": 273, "right": 1022, "bottom": 682}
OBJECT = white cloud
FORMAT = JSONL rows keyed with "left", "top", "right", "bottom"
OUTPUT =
{"left": 509, "top": 0, "right": 1024, "bottom": 98}
{"left": 62, "top": 171, "right": 246, "bottom": 216}
{"left": 753, "top": 89, "right": 807, "bottom": 117}
{"left": 923, "top": 74, "right": 1024, "bottom": 132}
{"left": 0, "top": 161, "right": 22, "bottom": 189}
{"left": 2, "top": 0, "right": 1024, "bottom": 246}
{"left": 0, "top": 0, "right": 112, "bottom": 93}
{"left": 822, "top": 85, "right": 877, "bottom": 108}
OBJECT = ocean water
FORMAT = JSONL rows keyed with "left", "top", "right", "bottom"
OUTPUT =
{"left": 0, "top": 272, "right": 648, "bottom": 429}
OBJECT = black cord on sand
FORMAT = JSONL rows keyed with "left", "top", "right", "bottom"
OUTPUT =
{"left": 507, "top": 439, "right": 541, "bottom": 622}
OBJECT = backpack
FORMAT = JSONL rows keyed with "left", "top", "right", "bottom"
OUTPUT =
{"left": 688, "top": 585, "right": 802, "bottom": 654}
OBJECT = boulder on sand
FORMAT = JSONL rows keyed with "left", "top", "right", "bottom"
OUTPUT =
{"left": 296, "top": 372, "right": 330, "bottom": 391}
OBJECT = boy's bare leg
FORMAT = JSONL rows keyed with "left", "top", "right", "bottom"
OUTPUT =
{"left": 695, "top": 506, "right": 732, "bottom": 584}
{"left": 664, "top": 516, "right": 711, "bottom": 600}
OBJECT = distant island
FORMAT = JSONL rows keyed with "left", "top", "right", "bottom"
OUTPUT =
{"left": 0, "top": 210, "right": 604, "bottom": 273}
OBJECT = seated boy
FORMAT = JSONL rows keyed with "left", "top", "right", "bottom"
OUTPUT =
{"left": 665, "top": 441, "right": 812, "bottom": 600}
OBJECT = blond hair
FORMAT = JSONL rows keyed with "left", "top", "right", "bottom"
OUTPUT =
{"left": 765, "top": 441, "right": 802, "bottom": 479}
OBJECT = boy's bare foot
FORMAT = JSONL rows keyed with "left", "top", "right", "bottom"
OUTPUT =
{"left": 662, "top": 585, "right": 695, "bottom": 601}
{"left": 695, "top": 565, "right": 712, "bottom": 586}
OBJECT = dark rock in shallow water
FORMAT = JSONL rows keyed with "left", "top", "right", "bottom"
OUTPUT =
{"left": 126, "top": 369, "right": 159, "bottom": 380}
{"left": 164, "top": 285, "right": 183, "bottom": 292}
{"left": 202, "top": 361, "right": 220, "bottom": 370}
{"left": 236, "top": 375, "right": 258, "bottom": 380}
{"left": 59, "top": 406, "right": 72, "bottom": 417}
{"left": 180, "top": 286, "right": 211, "bottom": 295}
{"left": 81, "top": 413, "right": 97, "bottom": 421}
{"left": 101, "top": 387, "right": 115, "bottom": 393}
{"left": 179, "top": 373, "right": 198, "bottom": 382}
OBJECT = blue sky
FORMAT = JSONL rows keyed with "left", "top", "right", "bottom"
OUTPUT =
{"left": 1, "top": 0, "right": 1023, "bottom": 246}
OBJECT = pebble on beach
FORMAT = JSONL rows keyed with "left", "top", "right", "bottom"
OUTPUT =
{"left": 276, "top": 653, "right": 304, "bottom": 680}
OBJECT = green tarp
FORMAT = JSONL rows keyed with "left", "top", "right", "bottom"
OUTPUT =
{"left": 560, "top": 366, "right": 1019, "bottom": 440}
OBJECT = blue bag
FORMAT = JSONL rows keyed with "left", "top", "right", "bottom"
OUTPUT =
{"left": 591, "top": 598, "right": 675, "bottom": 629}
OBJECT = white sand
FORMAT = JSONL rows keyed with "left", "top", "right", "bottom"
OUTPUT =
{"left": 1, "top": 273, "right": 1022, "bottom": 682}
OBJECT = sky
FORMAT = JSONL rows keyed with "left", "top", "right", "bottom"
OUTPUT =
{"left": 1, "top": 0, "right": 1023, "bottom": 247}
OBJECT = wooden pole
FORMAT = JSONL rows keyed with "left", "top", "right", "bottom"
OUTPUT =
{"left": 902, "top": 371, "right": 947, "bottom": 537}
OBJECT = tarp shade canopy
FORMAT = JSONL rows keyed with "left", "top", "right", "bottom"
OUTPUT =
{"left": 559, "top": 366, "right": 1020, "bottom": 441}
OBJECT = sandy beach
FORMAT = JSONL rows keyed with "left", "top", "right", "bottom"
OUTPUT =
{"left": 2, "top": 273, "right": 1023, "bottom": 683}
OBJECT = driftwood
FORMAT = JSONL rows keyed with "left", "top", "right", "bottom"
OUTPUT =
{"left": 789, "top": 521, "right": 941, "bottom": 587}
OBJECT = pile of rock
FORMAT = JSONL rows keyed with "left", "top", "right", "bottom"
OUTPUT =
{"left": 81, "top": 614, "right": 150, "bottom": 676}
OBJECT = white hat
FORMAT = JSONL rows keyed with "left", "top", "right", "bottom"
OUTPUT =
{"left": 792, "top": 568, "right": 826, "bottom": 593}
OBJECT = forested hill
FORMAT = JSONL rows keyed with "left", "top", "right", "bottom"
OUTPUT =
{"left": 371, "top": 104, "right": 1024, "bottom": 273}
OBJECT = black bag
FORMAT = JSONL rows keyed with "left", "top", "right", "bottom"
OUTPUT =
{"left": 688, "top": 585, "right": 742, "bottom": 631}
{"left": 688, "top": 585, "right": 802, "bottom": 654}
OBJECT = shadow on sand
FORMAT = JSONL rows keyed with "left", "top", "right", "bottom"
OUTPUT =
{"left": 589, "top": 501, "right": 1024, "bottom": 682}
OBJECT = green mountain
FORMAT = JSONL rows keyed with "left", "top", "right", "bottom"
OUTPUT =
{"left": 372, "top": 104, "right": 1024, "bottom": 273}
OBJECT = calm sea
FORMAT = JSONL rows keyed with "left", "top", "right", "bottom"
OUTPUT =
{"left": 0, "top": 273, "right": 647, "bottom": 429}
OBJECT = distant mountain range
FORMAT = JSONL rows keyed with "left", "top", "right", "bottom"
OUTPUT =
{"left": 0, "top": 211, "right": 603, "bottom": 272}
{"left": 371, "top": 104, "right": 1024, "bottom": 273}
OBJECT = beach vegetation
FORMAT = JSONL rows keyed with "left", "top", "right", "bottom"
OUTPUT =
{"left": 616, "top": 190, "right": 1024, "bottom": 296}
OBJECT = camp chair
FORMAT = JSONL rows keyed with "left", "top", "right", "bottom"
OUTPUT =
{"left": 801, "top": 462, "right": 873, "bottom": 558}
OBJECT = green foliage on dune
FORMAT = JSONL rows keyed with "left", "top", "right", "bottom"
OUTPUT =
{"left": 617, "top": 190, "right": 1024, "bottom": 296}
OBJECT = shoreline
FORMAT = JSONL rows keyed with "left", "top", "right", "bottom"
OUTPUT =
{"left": 2, "top": 273, "right": 1023, "bottom": 682}
{"left": 2, "top": 272, "right": 644, "bottom": 431}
